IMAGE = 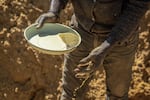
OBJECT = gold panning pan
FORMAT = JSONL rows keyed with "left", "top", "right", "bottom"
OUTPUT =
{"left": 24, "top": 23, "right": 81, "bottom": 55}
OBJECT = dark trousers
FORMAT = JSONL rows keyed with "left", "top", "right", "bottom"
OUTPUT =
{"left": 60, "top": 25, "right": 138, "bottom": 100}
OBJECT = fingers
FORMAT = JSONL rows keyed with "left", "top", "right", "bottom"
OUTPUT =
{"left": 35, "top": 15, "right": 41, "bottom": 24}
{"left": 78, "top": 56, "right": 91, "bottom": 65}
{"left": 75, "top": 72, "right": 92, "bottom": 79}
{"left": 74, "top": 50, "right": 106, "bottom": 79}
{"left": 73, "top": 55, "right": 93, "bottom": 79}
{"left": 35, "top": 12, "right": 57, "bottom": 28}
{"left": 74, "top": 61, "right": 94, "bottom": 79}
{"left": 75, "top": 62, "right": 92, "bottom": 73}
{"left": 35, "top": 15, "right": 45, "bottom": 28}
{"left": 74, "top": 67, "right": 94, "bottom": 79}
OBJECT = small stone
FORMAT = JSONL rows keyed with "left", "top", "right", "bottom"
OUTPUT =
{"left": 6, "top": 33, "right": 11, "bottom": 38}
{"left": 45, "top": 94, "right": 53, "bottom": 100}
{"left": 54, "top": 65, "right": 58, "bottom": 68}
{"left": 16, "top": 57, "right": 22, "bottom": 64}
{"left": 3, "top": 49, "right": 8, "bottom": 54}
{"left": 15, "top": 87, "right": 19, "bottom": 93}
{"left": 4, "top": 93, "right": 7, "bottom": 98}
{"left": 3, "top": 41, "right": 10, "bottom": 47}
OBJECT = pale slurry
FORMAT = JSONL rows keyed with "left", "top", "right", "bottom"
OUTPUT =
{"left": 29, "top": 32, "right": 79, "bottom": 51}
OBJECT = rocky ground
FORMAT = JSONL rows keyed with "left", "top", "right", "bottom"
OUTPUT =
{"left": 0, "top": 0, "right": 149, "bottom": 100}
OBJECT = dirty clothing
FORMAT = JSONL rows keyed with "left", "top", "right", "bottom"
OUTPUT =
{"left": 49, "top": 0, "right": 149, "bottom": 100}
{"left": 50, "top": 0, "right": 148, "bottom": 44}
{"left": 61, "top": 24, "right": 138, "bottom": 100}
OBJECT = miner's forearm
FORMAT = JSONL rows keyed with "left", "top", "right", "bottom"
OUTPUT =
{"left": 49, "top": 0, "right": 68, "bottom": 15}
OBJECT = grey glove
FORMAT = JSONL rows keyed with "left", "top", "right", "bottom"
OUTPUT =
{"left": 35, "top": 11, "right": 58, "bottom": 28}
{"left": 74, "top": 40, "right": 111, "bottom": 79}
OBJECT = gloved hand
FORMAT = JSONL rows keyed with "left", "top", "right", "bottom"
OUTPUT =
{"left": 74, "top": 40, "right": 111, "bottom": 79}
{"left": 35, "top": 11, "right": 58, "bottom": 28}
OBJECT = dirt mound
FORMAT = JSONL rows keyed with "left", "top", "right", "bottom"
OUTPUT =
{"left": 0, "top": 0, "right": 149, "bottom": 100}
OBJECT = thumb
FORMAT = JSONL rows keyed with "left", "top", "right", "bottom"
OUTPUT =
{"left": 79, "top": 56, "right": 91, "bottom": 64}
{"left": 36, "top": 16, "right": 45, "bottom": 28}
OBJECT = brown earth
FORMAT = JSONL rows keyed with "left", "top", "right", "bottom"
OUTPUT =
{"left": 0, "top": 0, "right": 150, "bottom": 100}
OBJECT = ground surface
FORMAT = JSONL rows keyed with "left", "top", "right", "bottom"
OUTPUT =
{"left": 0, "top": 0, "right": 150, "bottom": 100}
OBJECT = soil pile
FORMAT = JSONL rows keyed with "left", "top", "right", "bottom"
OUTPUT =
{"left": 0, "top": 0, "right": 149, "bottom": 100}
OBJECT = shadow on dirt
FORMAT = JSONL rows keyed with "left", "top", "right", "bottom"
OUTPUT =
{"left": 129, "top": 93, "right": 150, "bottom": 100}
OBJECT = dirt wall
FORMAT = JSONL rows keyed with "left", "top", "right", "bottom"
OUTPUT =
{"left": 0, "top": 0, "right": 149, "bottom": 100}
